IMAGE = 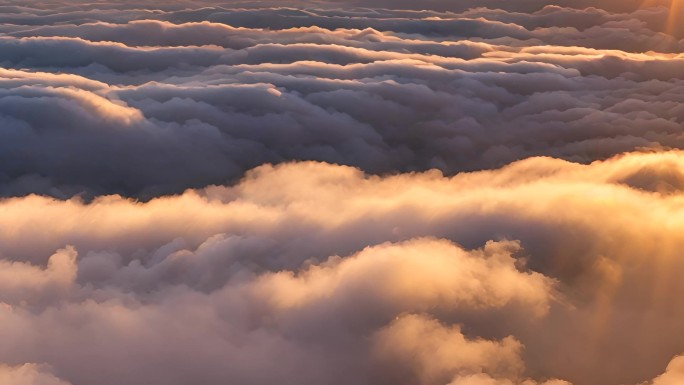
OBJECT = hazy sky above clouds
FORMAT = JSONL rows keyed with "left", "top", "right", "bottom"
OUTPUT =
{"left": 2, "top": 1, "right": 684, "bottom": 385}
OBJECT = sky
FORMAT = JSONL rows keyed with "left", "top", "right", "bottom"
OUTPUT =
{"left": 1, "top": 1, "right": 684, "bottom": 385}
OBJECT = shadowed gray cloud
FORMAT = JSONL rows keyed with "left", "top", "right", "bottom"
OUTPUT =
{"left": 0, "top": 4, "right": 683, "bottom": 197}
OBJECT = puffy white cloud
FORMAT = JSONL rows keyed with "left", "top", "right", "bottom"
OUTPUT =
{"left": 649, "top": 356, "right": 684, "bottom": 385}
{"left": 372, "top": 314, "right": 526, "bottom": 385}
{"left": 0, "top": 152, "right": 684, "bottom": 384}
{"left": 0, "top": 247, "right": 76, "bottom": 305}
{"left": 0, "top": 364, "right": 72, "bottom": 385}
{"left": 0, "top": 237, "right": 554, "bottom": 385}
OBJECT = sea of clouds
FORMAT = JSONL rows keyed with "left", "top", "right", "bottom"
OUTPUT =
{"left": 1, "top": 1, "right": 684, "bottom": 385}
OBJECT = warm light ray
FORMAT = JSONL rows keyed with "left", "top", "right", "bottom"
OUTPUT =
{"left": 667, "top": 0, "right": 684, "bottom": 36}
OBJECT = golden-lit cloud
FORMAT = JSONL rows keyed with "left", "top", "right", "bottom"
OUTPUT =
{"left": 1, "top": 152, "right": 684, "bottom": 384}
{"left": 649, "top": 356, "right": 684, "bottom": 385}
{"left": 0, "top": 364, "right": 72, "bottom": 385}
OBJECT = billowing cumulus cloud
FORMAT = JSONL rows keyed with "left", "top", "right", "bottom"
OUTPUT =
{"left": 2, "top": 1, "right": 684, "bottom": 385}
{"left": 2, "top": 152, "right": 684, "bottom": 385}
{"left": 649, "top": 357, "right": 684, "bottom": 385}
{"left": 0, "top": 364, "right": 72, "bottom": 385}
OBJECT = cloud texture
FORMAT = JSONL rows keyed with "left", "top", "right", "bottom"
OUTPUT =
{"left": 2, "top": 1, "right": 684, "bottom": 385}
{"left": 4, "top": 152, "right": 684, "bottom": 385}
{"left": 2, "top": 1, "right": 684, "bottom": 197}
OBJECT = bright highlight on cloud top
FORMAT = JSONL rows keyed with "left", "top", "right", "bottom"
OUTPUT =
{"left": 1, "top": 1, "right": 684, "bottom": 385}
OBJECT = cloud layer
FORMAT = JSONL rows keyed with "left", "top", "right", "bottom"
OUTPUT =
{"left": 3, "top": 151, "right": 684, "bottom": 385}
{"left": 1, "top": 1, "right": 684, "bottom": 197}
{"left": 2, "top": 1, "right": 684, "bottom": 385}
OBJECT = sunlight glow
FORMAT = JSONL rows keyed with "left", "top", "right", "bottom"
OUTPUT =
{"left": 667, "top": 0, "right": 684, "bottom": 36}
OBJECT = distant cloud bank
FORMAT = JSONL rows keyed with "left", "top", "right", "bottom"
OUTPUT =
{"left": 1, "top": 1, "right": 683, "bottom": 197}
